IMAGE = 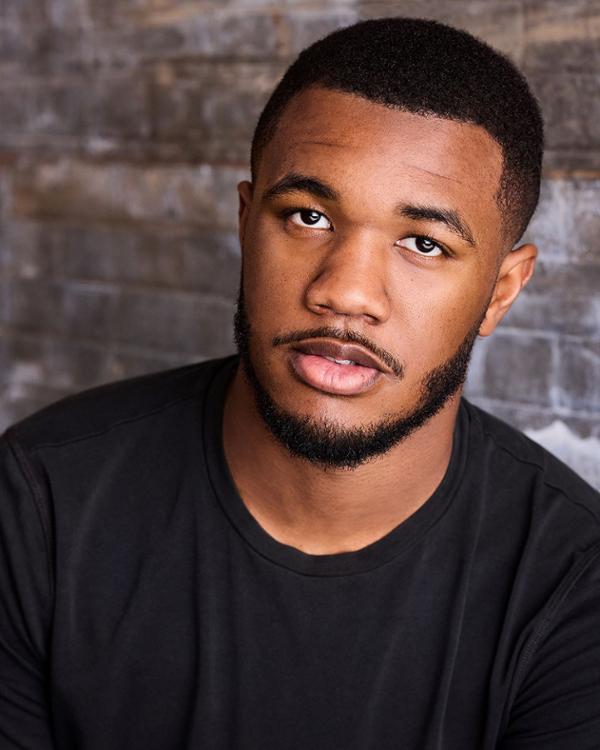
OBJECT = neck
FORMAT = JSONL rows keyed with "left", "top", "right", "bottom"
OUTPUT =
{"left": 222, "top": 366, "right": 460, "bottom": 556}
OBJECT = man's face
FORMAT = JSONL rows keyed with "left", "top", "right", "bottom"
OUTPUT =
{"left": 236, "top": 87, "right": 507, "bottom": 468}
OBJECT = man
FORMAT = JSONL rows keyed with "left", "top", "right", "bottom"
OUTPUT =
{"left": 1, "top": 17, "right": 599, "bottom": 750}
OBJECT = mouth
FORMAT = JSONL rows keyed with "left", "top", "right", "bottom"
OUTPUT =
{"left": 288, "top": 340, "right": 386, "bottom": 396}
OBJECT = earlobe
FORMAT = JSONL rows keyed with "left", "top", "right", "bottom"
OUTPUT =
{"left": 238, "top": 181, "right": 254, "bottom": 251}
{"left": 478, "top": 243, "right": 538, "bottom": 337}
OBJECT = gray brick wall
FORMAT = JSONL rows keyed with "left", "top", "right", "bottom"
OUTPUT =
{"left": 1, "top": 1, "right": 600, "bottom": 485}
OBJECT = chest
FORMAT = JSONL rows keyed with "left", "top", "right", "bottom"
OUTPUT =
{"left": 50, "top": 527, "right": 512, "bottom": 750}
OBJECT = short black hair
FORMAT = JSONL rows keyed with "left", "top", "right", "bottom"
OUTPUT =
{"left": 251, "top": 18, "right": 544, "bottom": 245}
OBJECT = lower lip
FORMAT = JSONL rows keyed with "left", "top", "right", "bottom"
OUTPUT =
{"left": 289, "top": 351, "right": 383, "bottom": 396}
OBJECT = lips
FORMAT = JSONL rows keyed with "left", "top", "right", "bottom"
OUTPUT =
{"left": 288, "top": 340, "right": 385, "bottom": 396}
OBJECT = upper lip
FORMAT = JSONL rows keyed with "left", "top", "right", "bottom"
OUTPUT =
{"left": 292, "top": 340, "right": 385, "bottom": 371}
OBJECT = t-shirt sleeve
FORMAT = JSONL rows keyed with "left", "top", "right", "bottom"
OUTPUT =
{"left": 500, "top": 545, "right": 600, "bottom": 750}
{"left": 0, "top": 433, "right": 56, "bottom": 748}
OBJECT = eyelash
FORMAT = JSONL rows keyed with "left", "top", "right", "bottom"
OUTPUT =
{"left": 281, "top": 207, "right": 451, "bottom": 258}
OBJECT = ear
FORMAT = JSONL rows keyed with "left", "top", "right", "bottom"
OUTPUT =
{"left": 479, "top": 243, "right": 538, "bottom": 337}
{"left": 237, "top": 181, "right": 254, "bottom": 252}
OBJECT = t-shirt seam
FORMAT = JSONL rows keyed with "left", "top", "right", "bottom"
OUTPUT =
{"left": 5, "top": 429, "right": 56, "bottom": 600}
{"left": 506, "top": 539, "right": 600, "bottom": 715}
{"left": 470, "top": 411, "right": 600, "bottom": 526}
{"left": 229, "top": 488, "right": 462, "bottom": 578}
{"left": 21, "top": 390, "right": 205, "bottom": 456}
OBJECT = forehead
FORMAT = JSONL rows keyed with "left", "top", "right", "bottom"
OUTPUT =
{"left": 258, "top": 87, "right": 505, "bottom": 246}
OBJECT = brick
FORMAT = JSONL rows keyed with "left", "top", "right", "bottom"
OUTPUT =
{"left": 6, "top": 223, "right": 241, "bottom": 296}
{"left": 28, "top": 25, "right": 88, "bottom": 74}
{"left": 148, "top": 0, "right": 353, "bottom": 10}
{"left": 3, "top": 222, "right": 54, "bottom": 279}
{"left": 521, "top": 178, "right": 600, "bottom": 266}
{"left": 5, "top": 279, "right": 119, "bottom": 341}
{"left": 524, "top": 0, "right": 600, "bottom": 72}
{"left": 87, "top": 75, "right": 150, "bottom": 138}
{"left": 0, "top": 335, "right": 10, "bottom": 378}
{"left": 14, "top": 160, "right": 248, "bottom": 230}
{"left": 90, "top": 9, "right": 290, "bottom": 68}
{"left": 0, "top": 20, "right": 32, "bottom": 71}
{"left": 284, "top": 9, "right": 360, "bottom": 55}
{"left": 179, "top": 11, "right": 281, "bottom": 58}
{"left": 92, "top": 25, "right": 183, "bottom": 69}
{"left": 51, "top": 226, "right": 140, "bottom": 282}
{"left": 0, "top": 225, "right": 10, "bottom": 274}
{"left": 57, "top": 228, "right": 184, "bottom": 286}
{"left": 101, "top": 6, "right": 309, "bottom": 61}
{"left": 30, "top": 80, "right": 85, "bottom": 136}
{"left": 0, "top": 79, "right": 84, "bottom": 137}
{"left": 0, "top": 73, "right": 149, "bottom": 142}
{"left": 521, "top": 179, "right": 573, "bottom": 263}
{"left": 57, "top": 282, "right": 119, "bottom": 341}
{"left": 46, "top": 0, "right": 99, "bottom": 29}
{"left": 567, "top": 180, "right": 600, "bottom": 265}
{"left": 6, "top": 335, "right": 115, "bottom": 391}
{"left": 1, "top": 279, "right": 60, "bottom": 333}
{"left": 0, "top": 277, "right": 11, "bottom": 323}
{"left": 0, "top": 83, "right": 27, "bottom": 133}
{"left": 44, "top": 338, "right": 115, "bottom": 390}
{"left": 464, "top": 331, "right": 554, "bottom": 406}
{"left": 0, "top": 167, "right": 13, "bottom": 222}
{"left": 179, "top": 233, "right": 240, "bottom": 298}
{"left": 109, "top": 349, "right": 197, "bottom": 382}
{"left": 3, "top": 333, "right": 198, "bottom": 397}
{"left": 150, "top": 61, "right": 284, "bottom": 163}
{"left": 115, "top": 289, "right": 235, "bottom": 357}
{"left": 557, "top": 340, "right": 600, "bottom": 412}
{"left": 358, "top": 1, "right": 524, "bottom": 62}
{"left": 529, "top": 72, "right": 600, "bottom": 156}
{"left": 462, "top": 334, "right": 491, "bottom": 399}
{"left": 502, "top": 261, "right": 600, "bottom": 339}
{"left": 15, "top": 224, "right": 182, "bottom": 287}
{"left": 0, "top": 0, "right": 47, "bottom": 25}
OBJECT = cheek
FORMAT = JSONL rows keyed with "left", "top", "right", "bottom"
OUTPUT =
{"left": 386, "top": 265, "right": 492, "bottom": 361}
{"left": 241, "top": 224, "right": 307, "bottom": 332}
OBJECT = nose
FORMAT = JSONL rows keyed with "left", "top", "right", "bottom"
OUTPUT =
{"left": 304, "top": 234, "right": 391, "bottom": 324}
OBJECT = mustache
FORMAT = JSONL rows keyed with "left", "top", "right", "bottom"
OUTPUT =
{"left": 272, "top": 327, "right": 404, "bottom": 379}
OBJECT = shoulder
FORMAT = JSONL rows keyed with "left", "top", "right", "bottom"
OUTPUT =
{"left": 7, "top": 356, "right": 235, "bottom": 456}
{"left": 463, "top": 398, "right": 600, "bottom": 531}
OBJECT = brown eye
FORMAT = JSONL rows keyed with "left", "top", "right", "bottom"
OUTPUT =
{"left": 397, "top": 236, "right": 443, "bottom": 257}
{"left": 416, "top": 237, "right": 437, "bottom": 254}
{"left": 301, "top": 210, "right": 321, "bottom": 225}
{"left": 289, "top": 210, "right": 331, "bottom": 229}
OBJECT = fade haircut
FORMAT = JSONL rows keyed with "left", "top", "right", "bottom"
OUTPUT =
{"left": 251, "top": 18, "right": 544, "bottom": 245}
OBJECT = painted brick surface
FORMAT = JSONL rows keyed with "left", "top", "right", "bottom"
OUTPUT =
{"left": 0, "top": 0, "right": 599, "bottom": 485}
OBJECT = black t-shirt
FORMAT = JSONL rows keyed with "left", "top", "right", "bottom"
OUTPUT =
{"left": 1, "top": 356, "right": 600, "bottom": 750}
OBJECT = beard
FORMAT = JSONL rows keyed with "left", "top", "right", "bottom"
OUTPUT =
{"left": 233, "top": 288, "right": 482, "bottom": 470}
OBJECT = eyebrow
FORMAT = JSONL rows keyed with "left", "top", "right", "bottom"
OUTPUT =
{"left": 262, "top": 172, "right": 339, "bottom": 203}
{"left": 262, "top": 172, "right": 476, "bottom": 248}
{"left": 398, "top": 204, "right": 476, "bottom": 247}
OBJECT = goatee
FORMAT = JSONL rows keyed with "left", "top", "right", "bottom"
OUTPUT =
{"left": 233, "top": 289, "right": 481, "bottom": 470}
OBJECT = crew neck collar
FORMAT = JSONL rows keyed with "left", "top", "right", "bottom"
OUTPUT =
{"left": 202, "top": 356, "right": 469, "bottom": 577}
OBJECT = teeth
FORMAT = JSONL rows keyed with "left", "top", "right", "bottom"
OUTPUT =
{"left": 324, "top": 356, "right": 357, "bottom": 366}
